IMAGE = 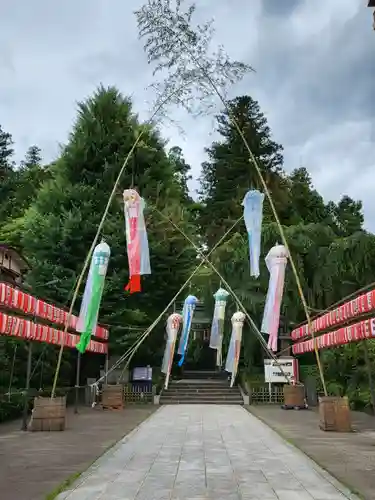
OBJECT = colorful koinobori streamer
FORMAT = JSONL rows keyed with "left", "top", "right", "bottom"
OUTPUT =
{"left": 261, "top": 244, "right": 288, "bottom": 352}
{"left": 242, "top": 189, "right": 265, "bottom": 278}
{"left": 209, "top": 287, "right": 230, "bottom": 367}
{"left": 225, "top": 311, "right": 246, "bottom": 387}
{"left": 161, "top": 312, "right": 183, "bottom": 389}
{"left": 76, "top": 240, "right": 110, "bottom": 354}
{"left": 123, "top": 188, "right": 151, "bottom": 294}
{"left": 177, "top": 295, "right": 198, "bottom": 366}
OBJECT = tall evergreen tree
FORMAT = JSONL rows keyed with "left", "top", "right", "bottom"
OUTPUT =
{"left": 16, "top": 146, "right": 48, "bottom": 212}
{"left": 0, "top": 124, "right": 14, "bottom": 176}
{"left": 16, "top": 86, "right": 196, "bottom": 364}
{"left": 327, "top": 195, "right": 364, "bottom": 237}
{"left": 199, "top": 95, "right": 289, "bottom": 248}
{"left": 0, "top": 125, "right": 16, "bottom": 224}
{"left": 168, "top": 146, "right": 193, "bottom": 204}
{"left": 288, "top": 167, "right": 331, "bottom": 225}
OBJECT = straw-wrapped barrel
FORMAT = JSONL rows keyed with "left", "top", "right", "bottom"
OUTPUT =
{"left": 29, "top": 396, "right": 66, "bottom": 431}
{"left": 101, "top": 384, "right": 123, "bottom": 410}
{"left": 319, "top": 396, "right": 351, "bottom": 432}
{"left": 283, "top": 384, "right": 305, "bottom": 407}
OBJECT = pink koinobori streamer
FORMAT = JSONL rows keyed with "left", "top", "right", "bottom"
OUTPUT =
{"left": 161, "top": 313, "right": 182, "bottom": 389}
{"left": 261, "top": 244, "right": 288, "bottom": 352}
{"left": 123, "top": 189, "right": 151, "bottom": 293}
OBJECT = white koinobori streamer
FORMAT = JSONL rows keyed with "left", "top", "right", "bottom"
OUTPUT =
{"left": 161, "top": 313, "right": 182, "bottom": 389}
{"left": 225, "top": 311, "right": 246, "bottom": 387}
{"left": 209, "top": 288, "right": 230, "bottom": 367}
{"left": 242, "top": 190, "right": 265, "bottom": 278}
{"left": 261, "top": 244, "right": 288, "bottom": 352}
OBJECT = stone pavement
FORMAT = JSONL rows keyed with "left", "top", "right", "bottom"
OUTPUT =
{"left": 58, "top": 405, "right": 359, "bottom": 500}
{"left": 249, "top": 405, "right": 375, "bottom": 500}
{"left": 0, "top": 406, "right": 156, "bottom": 500}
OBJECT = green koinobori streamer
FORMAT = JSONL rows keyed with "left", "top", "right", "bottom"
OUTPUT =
{"left": 76, "top": 240, "right": 111, "bottom": 354}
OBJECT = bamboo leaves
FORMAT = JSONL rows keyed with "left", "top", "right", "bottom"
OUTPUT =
{"left": 135, "top": 0, "right": 253, "bottom": 117}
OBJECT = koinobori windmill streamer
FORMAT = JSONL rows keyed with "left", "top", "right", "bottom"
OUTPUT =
{"left": 177, "top": 295, "right": 198, "bottom": 366}
{"left": 123, "top": 189, "right": 151, "bottom": 293}
{"left": 209, "top": 287, "right": 230, "bottom": 367}
{"left": 242, "top": 190, "right": 265, "bottom": 278}
{"left": 161, "top": 313, "right": 182, "bottom": 389}
{"left": 76, "top": 240, "right": 110, "bottom": 353}
{"left": 261, "top": 244, "right": 288, "bottom": 352}
{"left": 225, "top": 311, "right": 246, "bottom": 387}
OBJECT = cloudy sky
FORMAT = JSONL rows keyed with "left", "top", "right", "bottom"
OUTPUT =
{"left": 1, "top": 0, "right": 374, "bottom": 228}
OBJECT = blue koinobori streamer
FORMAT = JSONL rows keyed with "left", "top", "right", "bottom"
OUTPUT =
{"left": 177, "top": 295, "right": 198, "bottom": 366}
{"left": 242, "top": 190, "right": 265, "bottom": 278}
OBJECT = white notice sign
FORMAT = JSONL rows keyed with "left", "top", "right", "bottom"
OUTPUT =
{"left": 264, "top": 357, "right": 298, "bottom": 384}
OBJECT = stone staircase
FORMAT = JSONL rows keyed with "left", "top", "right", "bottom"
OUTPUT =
{"left": 160, "top": 371, "right": 244, "bottom": 405}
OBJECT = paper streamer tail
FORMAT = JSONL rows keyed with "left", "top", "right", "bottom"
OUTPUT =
{"left": 178, "top": 312, "right": 192, "bottom": 367}
{"left": 209, "top": 318, "right": 219, "bottom": 349}
{"left": 125, "top": 274, "right": 141, "bottom": 294}
{"left": 161, "top": 345, "right": 170, "bottom": 374}
{"left": 248, "top": 231, "right": 261, "bottom": 278}
{"left": 76, "top": 333, "right": 89, "bottom": 354}
{"left": 216, "top": 345, "right": 222, "bottom": 367}
{"left": 225, "top": 336, "right": 235, "bottom": 373}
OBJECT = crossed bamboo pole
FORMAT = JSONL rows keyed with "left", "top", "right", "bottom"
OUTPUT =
{"left": 50, "top": 83, "right": 192, "bottom": 398}
{"left": 51, "top": 20, "right": 327, "bottom": 396}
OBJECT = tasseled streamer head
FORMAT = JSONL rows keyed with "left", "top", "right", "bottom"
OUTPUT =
{"left": 268, "top": 244, "right": 288, "bottom": 259}
{"left": 232, "top": 311, "right": 246, "bottom": 325}
{"left": 214, "top": 288, "right": 230, "bottom": 302}
{"left": 167, "top": 313, "right": 183, "bottom": 337}
{"left": 123, "top": 189, "right": 141, "bottom": 204}
{"left": 185, "top": 295, "right": 198, "bottom": 306}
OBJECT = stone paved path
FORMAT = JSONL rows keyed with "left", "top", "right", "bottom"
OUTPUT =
{"left": 58, "top": 405, "right": 359, "bottom": 500}
{"left": 0, "top": 406, "right": 156, "bottom": 500}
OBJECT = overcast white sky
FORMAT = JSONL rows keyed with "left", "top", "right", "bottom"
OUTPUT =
{"left": 1, "top": 0, "right": 374, "bottom": 229}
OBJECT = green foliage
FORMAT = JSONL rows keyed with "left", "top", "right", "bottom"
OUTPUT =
{"left": 0, "top": 86, "right": 199, "bottom": 406}
{"left": 327, "top": 195, "right": 364, "bottom": 237}
{"left": 199, "top": 95, "right": 288, "bottom": 248}
{"left": 0, "top": 128, "right": 49, "bottom": 229}
{"left": 0, "top": 393, "right": 25, "bottom": 423}
{"left": 197, "top": 93, "right": 374, "bottom": 408}
{"left": 0, "top": 80, "right": 373, "bottom": 416}
{"left": 135, "top": 0, "right": 252, "bottom": 117}
{"left": 15, "top": 86, "right": 195, "bottom": 373}
{"left": 287, "top": 167, "right": 331, "bottom": 225}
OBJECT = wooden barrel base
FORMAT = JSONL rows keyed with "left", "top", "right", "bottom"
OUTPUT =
{"left": 29, "top": 396, "right": 66, "bottom": 432}
{"left": 283, "top": 384, "right": 305, "bottom": 407}
{"left": 101, "top": 385, "right": 124, "bottom": 410}
{"left": 101, "top": 404, "right": 124, "bottom": 411}
{"left": 319, "top": 396, "right": 352, "bottom": 432}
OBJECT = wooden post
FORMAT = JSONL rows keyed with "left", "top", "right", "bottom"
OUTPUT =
{"left": 74, "top": 352, "right": 81, "bottom": 414}
{"left": 105, "top": 353, "right": 109, "bottom": 384}
{"left": 363, "top": 341, "right": 375, "bottom": 416}
{"left": 21, "top": 342, "right": 33, "bottom": 431}
{"left": 268, "top": 381, "right": 272, "bottom": 403}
